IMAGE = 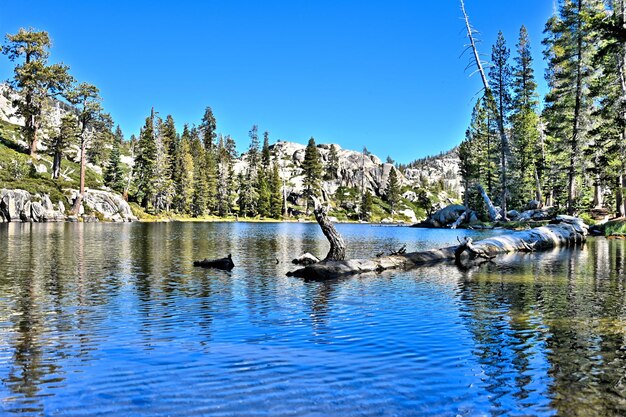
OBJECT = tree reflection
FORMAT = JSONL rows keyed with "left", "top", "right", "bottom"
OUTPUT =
{"left": 458, "top": 239, "right": 626, "bottom": 416}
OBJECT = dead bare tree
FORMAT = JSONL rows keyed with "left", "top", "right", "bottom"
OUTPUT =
{"left": 461, "top": 0, "right": 510, "bottom": 221}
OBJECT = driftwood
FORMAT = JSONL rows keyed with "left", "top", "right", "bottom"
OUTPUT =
{"left": 287, "top": 219, "right": 588, "bottom": 280}
{"left": 193, "top": 254, "right": 235, "bottom": 271}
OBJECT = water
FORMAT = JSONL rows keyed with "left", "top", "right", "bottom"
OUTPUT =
{"left": 0, "top": 222, "right": 625, "bottom": 416}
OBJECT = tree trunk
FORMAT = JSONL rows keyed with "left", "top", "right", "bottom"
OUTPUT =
{"left": 451, "top": 211, "right": 469, "bottom": 229}
{"left": 312, "top": 197, "right": 345, "bottom": 261}
{"left": 568, "top": 0, "right": 584, "bottom": 215}
{"left": 30, "top": 118, "right": 38, "bottom": 158}
{"left": 534, "top": 166, "right": 543, "bottom": 204}
{"left": 461, "top": 0, "right": 509, "bottom": 220}
{"left": 70, "top": 137, "right": 87, "bottom": 215}
{"left": 52, "top": 150, "right": 61, "bottom": 179}
{"left": 475, "top": 184, "right": 500, "bottom": 221}
{"left": 616, "top": 174, "right": 625, "bottom": 217}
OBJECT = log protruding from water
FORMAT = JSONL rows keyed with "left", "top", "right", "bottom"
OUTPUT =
{"left": 193, "top": 254, "right": 235, "bottom": 271}
{"left": 288, "top": 217, "right": 588, "bottom": 280}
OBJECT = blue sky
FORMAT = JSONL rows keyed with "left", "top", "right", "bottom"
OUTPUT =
{"left": 0, "top": 0, "right": 555, "bottom": 163}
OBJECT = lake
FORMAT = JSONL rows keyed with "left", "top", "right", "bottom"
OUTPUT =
{"left": 1, "top": 222, "right": 625, "bottom": 416}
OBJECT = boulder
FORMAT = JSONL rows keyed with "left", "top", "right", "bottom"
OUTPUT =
{"left": 430, "top": 204, "right": 466, "bottom": 227}
{"left": 0, "top": 189, "right": 32, "bottom": 222}
{"left": 22, "top": 201, "right": 31, "bottom": 221}
{"left": 79, "top": 189, "right": 137, "bottom": 222}
{"left": 525, "top": 200, "right": 542, "bottom": 210}
{"left": 31, "top": 202, "right": 45, "bottom": 222}
{"left": 554, "top": 215, "right": 588, "bottom": 234}
{"left": 507, "top": 210, "right": 520, "bottom": 220}
{"left": 42, "top": 195, "right": 54, "bottom": 211}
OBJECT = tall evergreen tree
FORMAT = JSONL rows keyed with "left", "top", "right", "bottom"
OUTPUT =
{"left": 2, "top": 29, "right": 73, "bottom": 157}
{"left": 65, "top": 82, "right": 106, "bottom": 214}
{"left": 45, "top": 113, "right": 79, "bottom": 179}
{"left": 302, "top": 137, "right": 323, "bottom": 212}
{"left": 386, "top": 167, "right": 401, "bottom": 215}
{"left": 270, "top": 161, "right": 283, "bottom": 218}
{"left": 134, "top": 110, "right": 158, "bottom": 208}
{"left": 200, "top": 106, "right": 217, "bottom": 151}
{"left": 489, "top": 31, "right": 513, "bottom": 217}
{"left": 238, "top": 126, "right": 260, "bottom": 217}
{"left": 104, "top": 139, "right": 125, "bottom": 193}
{"left": 327, "top": 144, "right": 340, "bottom": 180}
{"left": 511, "top": 25, "right": 542, "bottom": 207}
{"left": 543, "top": 0, "right": 599, "bottom": 213}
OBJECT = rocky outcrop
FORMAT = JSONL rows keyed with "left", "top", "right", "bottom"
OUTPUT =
{"left": 69, "top": 189, "right": 137, "bottom": 222}
{"left": 0, "top": 189, "right": 66, "bottom": 222}
{"left": 402, "top": 148, "right": 463, "bottom": 200}
{"left": 0, "top": 188, "right": 136, "bottom": 223}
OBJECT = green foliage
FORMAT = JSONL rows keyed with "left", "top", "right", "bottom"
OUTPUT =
{"left": 385, "top": 168, "right": 401, "bottom": 211}
{"left": 2, "top": 28, "right": 73, "bottom": 156}
{"left": 604, "top": 219, "right": 626, "bottom": 237}
{"left": 104, "top": 139, "right": 125, "bottom": 193}
{"left": 326, "top": 144, "right": 340, "bottom": 180}
{"left": 302, "top": 137, "right": 322, "bottom": 210}
{"left": 270, "top": 161, "right": 283, "bottom": 218}
{"left": 134, "top": 114, "right": 158, "bottom": 208}
{"left": 361, "top": 191, "right": 373, "bottom": 221}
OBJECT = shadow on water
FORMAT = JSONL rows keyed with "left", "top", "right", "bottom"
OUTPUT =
{"left": 1, "top": 222, "right": 626, "bottom": 416}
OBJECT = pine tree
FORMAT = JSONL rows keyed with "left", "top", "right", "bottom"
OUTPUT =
{"left": 543, "top": 0, "right": 599, "bottom": 213}
{"left": 488, "top": 31, "right": 513, "bottom": 216}
{"left": 161, "top": 115, "right": 177, "bottom": 168}
{"left": 588, "top": 0, "right": 626, "bottom": 214}
{"left": 153, "top": 116, "right": 174, "bottom": 212}
{"left": 261, "top": 131, "right": 271, "bottom": 169}
{"left": 104, "top": 139, "right": 125, "bottom": 193}
{"left": 65, "top": 82, "right": 106, "bottom": 214}
{"left": 2, "top": 29, "right": 73, "bottom": 157}
{"left": 386, "top": 167, "right": 401, "bottom": 215}
{"left": 200, "top": 106, "right": 217, "bottom": 151}
{"left": 302, "top": 137, "right": 323, "bottom": 212}
{"left": 178, "top": 137, "right": 195, "bottom": 213}
{"left": 190, "top": 127, "right": 208, "bottom": 217}
{"left": 256, "top": 130, "right": 272, "bottom": 216}
{"left": 134, "top": 110, "right": 158, "bottom": 208}
{"left": 238, "top": 126, "right": 260, "bottom": 217}
{"left": 270, "top": 161, "right": 283, "bottom": 218}
{"left": 510, "top": 25, "right": 541, "bottom": 207}
{"left": 114, "top": 125, "right": 124, "bottom": 144}
{"left": 45, "top": 113, "right": 79, "bottom": 179}
{"left": 361, "top": 191, "right": 373, "bottom": 221}
{"left": 327, "top": 144, "right": 340, "bottom": 180}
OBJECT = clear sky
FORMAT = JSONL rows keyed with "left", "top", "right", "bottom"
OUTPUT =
{"left": 0, "top": 0, "right": 555, "bottom": 163}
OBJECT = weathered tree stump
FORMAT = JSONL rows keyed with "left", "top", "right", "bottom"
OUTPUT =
{"left": 312, "top": 196, "right": 346, "bottom": 261}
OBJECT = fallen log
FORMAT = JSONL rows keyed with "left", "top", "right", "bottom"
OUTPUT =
{"left": 193, "top": 254, "right": 235, "bottom": 271}
{"left": 287, "top": 219, "right": 588, "bottom": 280}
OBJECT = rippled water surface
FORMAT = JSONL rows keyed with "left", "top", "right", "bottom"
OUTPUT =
{"left": 1, "top": 222, "right": 626, "bottom": 416}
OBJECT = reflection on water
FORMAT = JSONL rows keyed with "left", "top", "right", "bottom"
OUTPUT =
{"left": 0, "top": 223, "right": 625, "bottom": 416}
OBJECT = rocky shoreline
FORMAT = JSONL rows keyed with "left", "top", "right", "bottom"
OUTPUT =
{"left": 0, "top": 188, "right": 137, "bottom": 223}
